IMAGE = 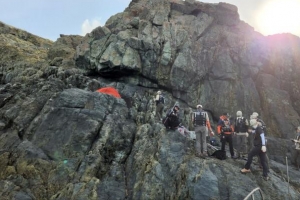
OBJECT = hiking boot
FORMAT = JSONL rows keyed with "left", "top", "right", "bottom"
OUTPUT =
{"left": 262, "top": 176, "right": 270, "bottom": 181}
{"left": 231, "top": 155, "right": 238, "bottom": 159}
{"left": 196, "top": 153, "right": 207, "bottom": 159}
{"left": 203, "top": 152, "right": 209, "bottom": 157}
{"left": 240, "top": 168, "right": 251, "bottom": 173}
{"left": 196, "top": 153, "right": 203, "bottom": 158}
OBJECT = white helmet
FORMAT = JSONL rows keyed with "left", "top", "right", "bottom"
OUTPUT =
{"left": 236, "top": 111, "right": 242, "bottom": 117}
{"left": 197, "top": 104, "right": 202, "bottom": 108}
{"left": 252, "top": 112, "right": 259, "bottom": 117}
{"left": 157, "top": 91, "right": 161, "bottom": 94}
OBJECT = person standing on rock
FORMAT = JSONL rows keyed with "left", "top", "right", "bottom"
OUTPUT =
{"left": 291, "top": 126, "right": 300, "bottom": 170}
{"left": 217, "top": 115, "right": 237, "bottom": 159}
{"left": 251, "top": 112, "right": 267, "bottom": 134}
{"left": 234, "top": 111, "right": 249, "bottom": 159}
{"left": 155, "top": 90, "right": 165, "bottom": 122}
{"left": 241, "top": 119, "right": 269, "bottom": 181}
{"left": 250, "top": 112, "right": 269, "bottom": 171}
{"left": 192, "top": 105, "right": 214, "bottom": 158}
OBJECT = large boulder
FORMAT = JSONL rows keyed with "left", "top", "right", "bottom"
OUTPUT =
{"left": 1, "top": 0, "right": 300, "bottom": 199}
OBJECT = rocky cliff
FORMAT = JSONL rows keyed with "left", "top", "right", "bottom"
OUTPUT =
{"left": 0, "top": 0, "right": 300, "bottom": 199}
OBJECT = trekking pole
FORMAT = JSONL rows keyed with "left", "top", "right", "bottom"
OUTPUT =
{"left": 163, "top": 102, "right": 178, "bottom": 125}
{"left": 286, "top": 156, "right": 291, "bottom": 199}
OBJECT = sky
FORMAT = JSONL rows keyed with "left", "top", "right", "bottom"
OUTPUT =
{"left": 0, "top": 0, "right": 300, "bottom": 41}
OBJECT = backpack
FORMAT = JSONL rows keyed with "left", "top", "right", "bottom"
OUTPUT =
{"left": 159, "top": 95, "right": 165, "bottom": 104}
{"left": 221, "top": 120, "right": 232, "bottom": 132}
{"left": 211, "top": 150, "right": 227, "bottom": 160}
{"left": 210, "top": 137, "right": 219, "bottom": 146}
{"left": 193, "top": 111, "right": 206, "bottom": 126}
{"left": 257, "top": 118, "right": 266, "bottom": 132}
{"left": 235, "top": 117, "right": 247, "bottom": 132}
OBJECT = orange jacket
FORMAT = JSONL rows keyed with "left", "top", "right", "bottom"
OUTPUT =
{"left": 217, "top": 124, "right": 234, "bottom": 135}
{"left": 217, "top": 115, "right": 234, "bottom": 134}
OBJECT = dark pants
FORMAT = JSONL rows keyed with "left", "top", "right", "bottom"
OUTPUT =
{"left": 292, "top": 150, "right": 300, "bottom": 168}
{"left": 245, "top": 146, "right": 268, "bottom": 177}
{"left": 156, "top": 103, "right": 164, "bottom": 120}
{"left": 221, "top": 134, "right": 234, "bottom": 157}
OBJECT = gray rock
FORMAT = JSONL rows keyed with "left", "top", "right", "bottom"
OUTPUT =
{"left": 1, "top": 0, "right": 300, "bottom": 199}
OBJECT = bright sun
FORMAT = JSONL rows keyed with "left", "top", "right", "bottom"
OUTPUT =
{"left": 256, "top": 0, "right": 300, "bottom": 36}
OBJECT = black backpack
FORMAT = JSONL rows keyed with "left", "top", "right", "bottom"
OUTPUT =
{"left": 193, "top": 111, "right": 206, "bottom": 126}
{"left": 257, "top": 118, "right": 266, "bottom": 131}
{"left": 159, "top": 95, "right": 165, "bottom": 104}
{"left": 235, "top": 117, "right": 247, "bottom": 132}
{"left": 221, "top": 120, "right": 233, "bottom": 132}
{"left": 211, "top": 150, "right": 227, "bottom": 160}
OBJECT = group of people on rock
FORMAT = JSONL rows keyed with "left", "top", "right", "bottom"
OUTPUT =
{"left": 154, "top": 90, "right": 300, "bottom": 181}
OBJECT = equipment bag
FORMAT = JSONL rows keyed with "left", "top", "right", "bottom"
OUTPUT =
{"left": 235, "top": 117, "right": 247, "bottom": 132}
{"left": 211, "top": 150, "right": 227, "bottom": 160}
{"left": 159, "top": 95, "right": 165, "bottom": 104}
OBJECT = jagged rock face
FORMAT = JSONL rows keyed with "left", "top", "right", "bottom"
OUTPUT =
{"left": 75, "top": 0, "right": 300, "bottom": 161}
{"left": 1, "top": 0, "right": 300, "bottom": 199}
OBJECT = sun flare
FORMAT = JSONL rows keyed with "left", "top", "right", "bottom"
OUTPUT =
{"left": 256, "top": 0, "right": 300, "bottom": 36}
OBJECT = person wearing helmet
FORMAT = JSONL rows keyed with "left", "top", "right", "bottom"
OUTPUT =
{"left": 241, "top": 119, "right": 269, "bottom": 181}
{"left": 234, "top": 111, "right": 249, "bottom": 159}
{"left": 155, "top": 90, "right": 165, "bottom": 122}
{"left": 192, "top": 104, "right": 214, "bottom": 158}
{"left": 291, "top": 126, "right": 300, "bottom": 170}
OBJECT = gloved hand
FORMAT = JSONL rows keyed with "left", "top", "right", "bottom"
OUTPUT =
{"left": 246, "top": 132, "right": 249, "bottom": 137}
{"left": 233, "top": 132, "right": 236, "bottom": 135}
{"left": 210, "top": 131, "right": 215, "bottom": 136}
{"left": 261, "top": 145, "right": 267, "bottom": 152}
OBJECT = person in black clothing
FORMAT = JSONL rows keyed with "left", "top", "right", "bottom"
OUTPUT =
{"left": 234, "top": 111, "right": 249, "bottom": 158}
{"left": 217, "top": 117, "right": 237, "bottom": 159}
{"left": 164, "top": 105, "right": 180, "bottom": 130}
{"left": 241, "top": 119, "right": 269, "bottom": 181}
{"left": 250, "top": 112, "right": 269, "bottom": 171}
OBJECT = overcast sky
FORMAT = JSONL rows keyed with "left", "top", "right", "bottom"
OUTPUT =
{"left": 1, "top": 0, "right": 299, "bottom": 41}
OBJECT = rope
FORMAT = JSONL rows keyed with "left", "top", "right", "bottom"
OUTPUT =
{"left": 243, "top": 187, "right": 264, "bottom": 200}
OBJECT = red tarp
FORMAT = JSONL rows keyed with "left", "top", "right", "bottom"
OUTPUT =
{"left": 96, "top": 87, "right": 121, "bottom": 98}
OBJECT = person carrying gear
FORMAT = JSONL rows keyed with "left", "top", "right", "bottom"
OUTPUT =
{"left": 234, "top": 111, "right": 249, "bottom": 159}
{"left": 251, "top": 112, "right": 267, "bottom": 133}
{"left": 219, "top": 112, "right": 229, "bottom": 122}
{"left": 155, "top": 91, "right": 165, "bottom": 122}
{"left": 192, "top": 105, "right": 214, "bottom": 158}
{"left": 163, "top": 105, "right": 180, "bottom": 130}
{"left": 250, "top": 112, "right": 269, "bottom": 171}
{"left": 291, "top": 126, "right": 300, "bottom": 170}
{"left": 217, "top": 116, "right": 237, "bottom": 159}
{"left": 241, "top": 119, "right": 269, "bottom": 181}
